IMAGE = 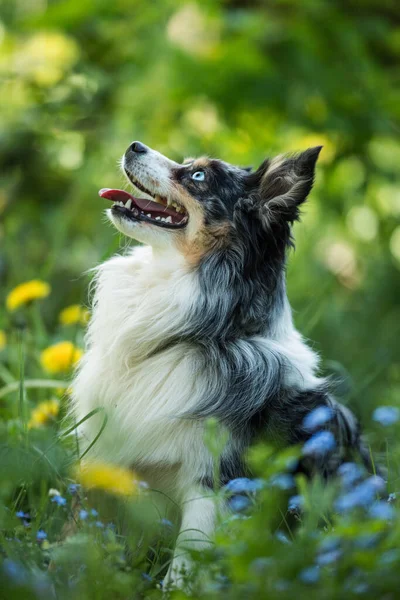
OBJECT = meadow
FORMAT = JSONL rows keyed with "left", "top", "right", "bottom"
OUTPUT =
{"left": 1, "top": 0, "right": 400, "bottom": 597}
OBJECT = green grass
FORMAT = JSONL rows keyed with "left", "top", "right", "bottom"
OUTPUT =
{"left": 0, "top": 301, "right": 400, "bottom": 599}
{"left": 1, "top": 0, "right": 400, "bottom": 596}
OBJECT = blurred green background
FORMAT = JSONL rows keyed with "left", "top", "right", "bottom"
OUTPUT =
{"left": 1, "top": 0, "right": 399, "bottom": 431}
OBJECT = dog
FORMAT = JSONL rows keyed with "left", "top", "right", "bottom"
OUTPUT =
{"left": 71, "top": 141, "right": 372, "bottom": 588}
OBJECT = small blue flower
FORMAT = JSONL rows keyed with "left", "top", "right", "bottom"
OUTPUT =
{"left": 288, "top": 494, "right": 304, "bottom": 512}
{"left": 225, "top": 478, "right": 263, "bottom": 494}
{"left": 269, "top": 474, "right": 295, "bottom": 490}
{"left": 15, "top": 510, "right": 29, "bottom": 519}
{"left": 275, "top": 531, "right": 291, "bottom": 544}
{"left": 316, "top": 549, "right": 341, "bottom": 565}
{"left": 369, "top": 501, "right": 395, "bottom": 521}
{"left": 90, "top": 509, "right": 98, "bottom": 517}
{"left": 335, "top": 475, "right": 386, "bottom": 512}
{"left": 388, "top": 492, "right": 396, "bottom": 503}
{"left": 303, "top": 406, "right": 334, "bottom": 432}
{"left": 51, "top": 495, "right": 67, "bottom": 506}
{"left": 141, "top": 573, "right": 152, "bottom": 582}
{"left": 2, "top": 559, "right": 28, "bottom": 584}
{"left": 229, "top": 495, "right": 251, "bottom": 512}
{"left": 303, "top": 431, "right": 336, "bottom": 457}
{"left": 379, "top": 549, "right": 399, "bottom": 565}
{"left": 352, "top": 582, "right": 369, "bottom": 594}
{"left": 79, "top": 509, "right": 88, "bottom": 520}
{"left": 373, "top": 406, "right": 400, "bottom": 426}
{"left": 299, "top": 566, "right": 320, "bottom": 584}
{"left": 95, "top": 521, "right": 104, "bottom": 528}
{"left": 250, "top": 557, "right": 274, "bottom": 573}
{"left": 355, "top": 533, "right": 380, "bottom": 549}
{"left": 274, "top": 579, "right": 290, "bottom": 591}
{"left": 68, "top": 484, "right": 81, "bottom": 494}
{"left": 36, "top": 530, "right": 47, "bottom": 541}
{"left": 318, "top": 536, "right": 341, "bottom": 554}
{"left": 338, "top": 462, "right": 365, "bottom": 488}
{"left": 159, "top": 518, "right": 173, "bottom": 528}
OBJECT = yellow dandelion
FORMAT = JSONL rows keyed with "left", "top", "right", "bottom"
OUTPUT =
{"left": 59, "top": 304, "right": 90, "bottom": 326}
{"left": 40, "top": 341, "right": 83, "bottom": 374}
{"left": 0, "top": 330, "right": 6, "bottom": 351}
{"left": 28, "top": 398, "right": 59, "bottom": 429}
{"left": 77, "top": 461, "right": 137, "bottom": 497}
{"left": 6, "top": 280, "right": 51, "bottom": 312}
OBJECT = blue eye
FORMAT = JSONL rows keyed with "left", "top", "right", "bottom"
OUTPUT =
{"left": 192, "top": 171, "right": 205, "bottom": 181}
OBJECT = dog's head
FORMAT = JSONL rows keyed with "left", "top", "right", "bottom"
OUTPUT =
{"left": 101, "top": 141, "right": 321, "bottom": 265}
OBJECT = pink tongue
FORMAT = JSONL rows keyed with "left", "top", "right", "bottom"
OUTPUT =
{"left": 99, "top": 188, "right": 135, "bottom": 202}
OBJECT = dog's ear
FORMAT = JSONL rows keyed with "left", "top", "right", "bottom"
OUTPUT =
{"left": 248, "top": 146, "right": 322, "bottom": 223}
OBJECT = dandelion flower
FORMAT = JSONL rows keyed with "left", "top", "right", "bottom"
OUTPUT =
{"left": 0, "top": 330, "right": 6, "bottom": 351}
{"left": 40, "top": 341, "right": 82, "bottom": 374}
{"left": 6, "top": 280, "right": 50, "bottom": 311}
{"left": 28, "top": 399, "right": 59, "bottom": 429}
{"left": 59, "top": 304, "right": 90, "bottom": 326}
{"left": 77, "top": 461, "right": 137, "bottom": 497}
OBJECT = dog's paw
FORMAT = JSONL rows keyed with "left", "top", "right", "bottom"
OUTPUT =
{"left": 163, "top": 557, "right": 193, "bottom": 595}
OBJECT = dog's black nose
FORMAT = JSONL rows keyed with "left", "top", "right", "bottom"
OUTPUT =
{"left": 129, "top": 141, "right": 147, "bottom": 154}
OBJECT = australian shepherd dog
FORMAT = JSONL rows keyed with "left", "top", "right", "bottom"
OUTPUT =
{"left": 71, "top": 141, "right": 371, "bottom": 588}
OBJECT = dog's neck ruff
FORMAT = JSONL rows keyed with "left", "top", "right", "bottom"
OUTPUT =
{"left": 71, "top": 245, "right": 322, "bottom": 470}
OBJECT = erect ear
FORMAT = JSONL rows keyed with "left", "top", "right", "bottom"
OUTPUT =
{"left": 251, "top": 146, "right": 322, "bottom": 223}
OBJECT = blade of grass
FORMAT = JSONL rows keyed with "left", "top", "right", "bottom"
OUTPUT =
{"left": 0, "top": 379, "right": 69, "bottom": 399}
{"left": 18, "top": 328, "right": 26, "bottom": 432}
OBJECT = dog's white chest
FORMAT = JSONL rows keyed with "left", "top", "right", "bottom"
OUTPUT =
{"left": 71, "top": 246, "right": 208, "bottom": 471}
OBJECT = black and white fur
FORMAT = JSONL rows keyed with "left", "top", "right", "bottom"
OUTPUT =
{"left": 71, "top": 142, "right": 370, "bottom": 587}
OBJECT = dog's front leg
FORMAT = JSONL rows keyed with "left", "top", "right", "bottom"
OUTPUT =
{"left": 164, "top": 485, "right": 217, "bottom": 591}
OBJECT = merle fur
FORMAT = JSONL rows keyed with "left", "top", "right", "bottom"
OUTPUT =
{"left": 171, "top": 147, "right": 374, "bottom": 486}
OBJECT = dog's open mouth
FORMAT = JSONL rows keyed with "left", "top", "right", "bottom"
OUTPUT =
{"left": 99, "top": 176, "right": 188, "bottom": 229}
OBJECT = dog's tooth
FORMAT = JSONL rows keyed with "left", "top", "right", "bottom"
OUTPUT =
{"left": 165, "top": 216, "right": 172, "bottom": 223}
{"left": 126, "top": 199, "right": 132, "bottom": 209}
{"left": 155, "top": 216, "right": 161, "bottom": 220}
{"left": 146, "top": 213, "right": 151, "bottom": 218}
